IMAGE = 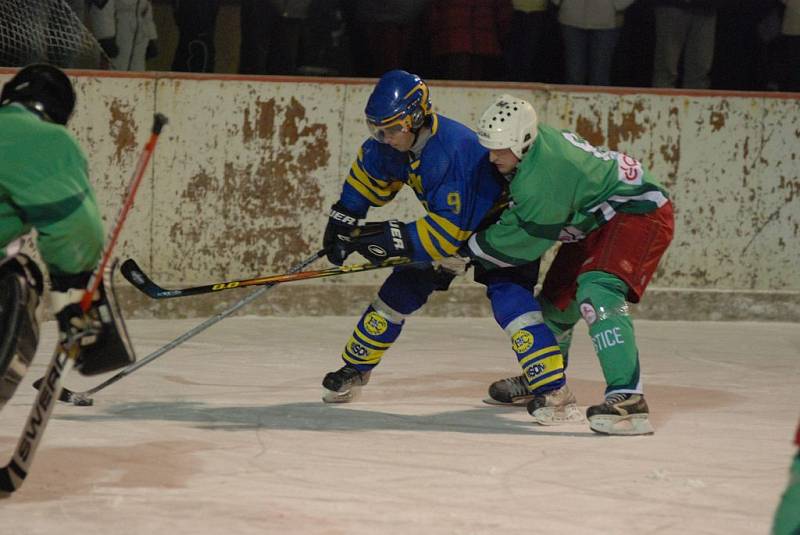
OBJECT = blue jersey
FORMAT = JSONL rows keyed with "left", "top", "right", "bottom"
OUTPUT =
{"left": 339, "top": 114, "right": 505, "bottom": 262}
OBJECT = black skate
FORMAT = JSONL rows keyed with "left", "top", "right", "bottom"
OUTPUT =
{"left": 483, "top": 375, "right": 534, "bottom": 406}
{"left": 587, "top": 393, "right": 654, "bottom": 435}
{"left": 322, "top": 364, "right": 371, "bottom": 403}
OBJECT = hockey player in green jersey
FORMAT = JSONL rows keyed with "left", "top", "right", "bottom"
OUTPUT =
{"left": 773, "top": 419, "right": 800, "bottom": 535}
{"left": 0, "top": 64, "right": 135, "bottom": 412}
{"left": 465, "top": 95, "right": 675, "bottom": 435}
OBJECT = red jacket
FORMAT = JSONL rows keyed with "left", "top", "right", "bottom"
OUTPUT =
{"left": 428, "top": 0, "right": 513, "bottom": 57}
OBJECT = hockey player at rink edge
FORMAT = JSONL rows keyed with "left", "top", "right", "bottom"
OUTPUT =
{"left": 0, "top": 64, "right": 135, "bottom": 412}
{"left": 464, "top": 94, "right": 675, "bottom": 436}
{"left": 772, "top": 419, "right": 800, "bottom": 535}
{"left": 320, "top": 69, "right": 581, "bottom": 425}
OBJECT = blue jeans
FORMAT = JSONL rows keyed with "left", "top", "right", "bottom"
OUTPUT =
{"left": 560, "top": 24, "right": 620, "bottom": 86}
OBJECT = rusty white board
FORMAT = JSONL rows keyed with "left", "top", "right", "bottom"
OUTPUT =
{"left": 149, "top": 78, "right": 346, "bottom": 288}
{"left": 1, "top": 69, "right": 797, "bottom": 319}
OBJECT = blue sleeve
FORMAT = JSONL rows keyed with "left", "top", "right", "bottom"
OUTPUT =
{"left": 339, "top": 140, "right": 405, "bottom": 217}
{"left": 405, "top": 138, "right": 503, "bottom": 261}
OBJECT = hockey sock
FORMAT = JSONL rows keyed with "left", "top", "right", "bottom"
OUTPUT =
{"left": 340, "top": 299, "right": 404, "bottom": 372}
{"left": 489, "top": 282, "right": 565, "bottom": 394}
{"left": 541, "top": 295, "right": 580, "bottom": 370}
{"left": 577, "top": 271, "right": 642, "bottom": 394}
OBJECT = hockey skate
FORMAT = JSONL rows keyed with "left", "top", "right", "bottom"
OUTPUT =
{"left": 586, "top": 393, "right": 654, "bottom": 436}
{"left": 526, "top": 384, "right": 583, "bottom": 425}
{"left": 322, "top": 364, "right": 371, "bottom": 403}
{"left": 483, "top": 375, "right": 534, "bottom": 406}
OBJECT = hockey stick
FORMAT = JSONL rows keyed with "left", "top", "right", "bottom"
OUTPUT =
{"left": 37, "top": 249, "right": 325, "bottom": 407}
{"left": 120, "top": 255, "right": 416, "bottom": 299}
{"left": 0, "top": 113, "right": 168, "bottom": 494}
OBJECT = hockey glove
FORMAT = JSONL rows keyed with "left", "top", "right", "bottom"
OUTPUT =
{"left": 348, "top": 220, "right": 411, "bottom": 265}
{"left": 323, "top": 202, "right": 359, "bottom": 265}
{"left": 51, "top": 271, "right": 135, "bottom": 376}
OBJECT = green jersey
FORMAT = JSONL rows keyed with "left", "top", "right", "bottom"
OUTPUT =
{"left": 469, "top": 124, "right": 670, "bottom": 267}
{"left": 0, "top": 104, "right": 103, "bottom": 276}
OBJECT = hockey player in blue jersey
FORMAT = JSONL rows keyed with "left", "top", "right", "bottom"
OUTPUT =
{"left": 320, "top": 70, "right": 581, "bottom": 424}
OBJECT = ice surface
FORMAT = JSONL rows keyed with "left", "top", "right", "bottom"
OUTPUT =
{"left": 1, "top": 317, "right": 798, "bottom": 534}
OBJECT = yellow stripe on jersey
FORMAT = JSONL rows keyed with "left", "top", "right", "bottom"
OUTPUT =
{"left": 427, "top": 212, "right": 471, "bottom": 242}
{"left": 416, "top": 218, "right": 460, "bottom": 258}
{"left": 346, "top": 152, "right": 403, "bottom": 207}
{"left": 346, "top": 175, "right": 385, "bottom": 206}
{"left": 417, "top": 218, "right": 459, "bottom": 256}
{"left": 353, "top": 151, "right": 395, "bottom": 189}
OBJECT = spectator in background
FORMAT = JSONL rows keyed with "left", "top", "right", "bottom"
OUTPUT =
{"left": 427, "top": 0, "right": 513, "bottom": 81}
{"left": 88, "top": 0, "right": 158, "bottom": 71}
{"left": 712, "top": 0, "right": 782, "bottom": 91}
{"left": 297, "top": 0, "right": 353, "bottom": 76}
{"left": 349, "top": 0, "right": 429, "bottom": 77}
{"left": 552, "top": 0, "right": 636, "bottom": 86}
{"left": 171, "top": 0, "right": 219, "bottom": 73}
{"left": 503, "top": 0, "right": 553, "bottom": 82}
{"left": 779, "top": 0, "right": 800, "bottom": 91}
{"left": 238, "top": 0, "right": 311, "bottom": 75}
{"left": 651, "top": 0, "right": 718, "bottom": 89}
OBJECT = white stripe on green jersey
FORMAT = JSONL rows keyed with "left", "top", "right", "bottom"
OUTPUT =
{"left": 471, "top": 124, "right": 670, "bottom": 268}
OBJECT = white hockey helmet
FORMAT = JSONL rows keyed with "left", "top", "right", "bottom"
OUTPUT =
{"left": 476, "top": 94, "right": 538, "bottom": 159}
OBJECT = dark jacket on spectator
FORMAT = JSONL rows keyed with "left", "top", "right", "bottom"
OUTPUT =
{"left": 653, "top": 0, "right": 724, "bottom": 15}
{"left": 428, "top": 0, "right": 513, "bottom": 58}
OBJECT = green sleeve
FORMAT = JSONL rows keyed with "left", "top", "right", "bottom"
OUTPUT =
{"left": 3, "top": 123, "right": 104, "bottom": 276}
{"left": 473, "top": 205, "right": 557, "bottom": 267}
{"left": 472, "top": 170, "right": 574, "bottom": 268}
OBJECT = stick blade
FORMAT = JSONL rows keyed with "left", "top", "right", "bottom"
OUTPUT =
{"left": 120, "top": 258, "right": 174, "bottom": 298}
{"left": 0, "top": 460, "right": 26, "bottom": 494}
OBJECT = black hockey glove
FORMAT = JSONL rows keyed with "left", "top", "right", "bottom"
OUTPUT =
{"left": 348, "top": 220, "right": 411, "bottom": 265}
{"left": 323, "top": 202, "right": 359, "bottom": 265}
{"left": 51, "top": 271, "right": 135, "bottom": 376}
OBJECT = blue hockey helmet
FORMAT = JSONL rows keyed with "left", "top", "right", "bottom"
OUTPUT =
{"left": 365, "top": 70, "right": 431, "bottom": 143}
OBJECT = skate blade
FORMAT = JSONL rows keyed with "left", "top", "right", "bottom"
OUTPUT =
{"left": 322, "top": 386, "right": 361, "bottom": 404}
{"left": 588, "top": 414, "right": 654, "bottom": 436}
{"left": 482, "top": 397, "right": 532, "bottom": 407}
{"left": 531, "top": 404, "right": 585, "bottom": 426}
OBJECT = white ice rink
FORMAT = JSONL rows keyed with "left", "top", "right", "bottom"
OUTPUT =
{"left": 1, "top": 316, "right": 798, "bottom": 534}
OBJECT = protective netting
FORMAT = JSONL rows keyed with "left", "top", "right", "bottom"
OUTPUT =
{"left": 0, "top": 0, "right": 109, "bottom": 69}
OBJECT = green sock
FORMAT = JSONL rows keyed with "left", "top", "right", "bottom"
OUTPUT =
{"left": 541, "top": 296, "right": 579, "bottom": 370}
{"left": 577, "top": 271, "right": 641, "bottom": 394}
